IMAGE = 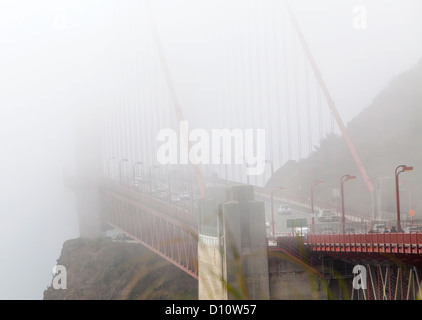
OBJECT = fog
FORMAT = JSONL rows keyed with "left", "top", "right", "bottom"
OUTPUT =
{"left": 0, "top": 0, "right": 421, "bottom": 299}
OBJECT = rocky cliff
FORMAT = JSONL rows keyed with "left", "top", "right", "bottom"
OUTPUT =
{"left": 43, "top": 237, "right": 197, "bottom": 300}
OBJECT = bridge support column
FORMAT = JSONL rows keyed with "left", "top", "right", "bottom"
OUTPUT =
{"left": 198, "top": 185, "right": 270, "bottom": 300}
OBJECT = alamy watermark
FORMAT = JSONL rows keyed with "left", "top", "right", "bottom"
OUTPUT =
{"left": 156, "top": 121, "right": 266, "bottom": 176}
{"left": 352, "top": 265, "right": 367, "bottom": 290}
{"left": 52, "top": 265, "right": 67, "bottom": 290}
{"left": 353, "top": 5, "right": 367, "bottom": 30}
{"left": 53, "top": 7, "right": 67, "bottom": 30}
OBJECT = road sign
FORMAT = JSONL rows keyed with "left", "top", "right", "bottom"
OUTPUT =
{"left": 409, "top": 210, "right": 416, "bottom": 217}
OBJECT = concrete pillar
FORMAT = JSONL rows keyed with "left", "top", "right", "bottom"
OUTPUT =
{"left": 197, "top": 186, "right": 225, "bottom": 299}
{"left": 198, "top": 184, "right": 270, "bottom": 300}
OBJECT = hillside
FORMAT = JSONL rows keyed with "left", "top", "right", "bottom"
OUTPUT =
{"left": 268, "top": 58, "right": 422, "bottom": 219}
{"left": 43, "top": 237, "right": 198, "bottom": 300}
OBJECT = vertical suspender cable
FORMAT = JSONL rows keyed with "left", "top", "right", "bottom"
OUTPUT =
{"left": 271, "top": 0, "right": 283, "bottom": 168}
{"left": 230, "top": 0, "right": 241, "bottom": 182}
{"left": 262, "top": 1, "right": 274, "bottom": 181}
{"left": 117, "top": 1, "right": 124, "bottom": 163}
{"left": 239, "top": 2, "right": 248, "bottom": 183}
{"left": 281, "top": 6, "right": 292, "bottom": 160}
{"left": 127, "top": 0, "right": 135, "bottom": 165}
{"left": 305, "top": 59, "right": 312, "bottom": 155}
{"left": 293, "top": 34, "right": 302, "bottom": 160}
{"left": 317, "top": 81, "right": 323, "bottom": 142}
{"left": 123, "top": 1, "right": 130, "bottom": 163}
{"left": 253, "top": 0, "right": 265, "bottom": 186}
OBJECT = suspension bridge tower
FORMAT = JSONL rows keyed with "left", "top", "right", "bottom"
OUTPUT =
{"left": 64, "top": 102, "right": 105, "bottom": 238}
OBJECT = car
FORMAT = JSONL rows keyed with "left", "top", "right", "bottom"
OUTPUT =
{"left": 318, "top": 209, "right": 338, "bottom": 222}
{"left": 278, "top": 204, "right": 292, "bottom": 215}
{"left": 171, "top": 194, "right": 181, "bottom": 202}
{"left": 295, "top": 227, "right": 310, "bottom": 236}
{"left": 404, "top": 226, "right": 422, "bottom": 233}
{"left": 345, "top": 226, "right": 356, "bottom": 234}
{"left": 369, "top": 224, "right": 387, "bottom": 233}
{"left": 180, "top": 193, "right": 190, "bottom": 200}
{"left": 321, "top": 227, "right": 334, "bottom": 234}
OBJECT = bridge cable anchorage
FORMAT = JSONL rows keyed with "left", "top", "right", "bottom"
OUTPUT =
{"left": 145, "top": 0, "right": 205, "bottom": 196}
{"left": 283, "top": 0, "right": 374, "bottom": 194}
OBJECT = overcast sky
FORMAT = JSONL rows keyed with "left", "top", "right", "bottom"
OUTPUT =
{"left": 0, "top": 0, "right": 421, "bottom": 299}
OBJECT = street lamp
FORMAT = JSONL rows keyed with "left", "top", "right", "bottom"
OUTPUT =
{"left": 270, "top": 186, "right": 287, "bottom": 238}
{"left": 310, "top": 179, "right": 325, "bottom": 233}
{"left": 340, "top": 174, "right": 356, "bottom": 234}
{"left": 119, "top": 159, "right": 129, "bottom": 184}
{"left": 149, "top": 165, "right": 160, "bottom": 193}
{"left": 395, "top": 165, "right": 413, "bottom": 232}
{"left": 132, "top": 161, "right": 143, "bottom": 189}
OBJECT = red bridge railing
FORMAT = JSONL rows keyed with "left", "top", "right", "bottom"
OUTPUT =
{"left": 305, "top": 233, "right": 422, "bottom": 254}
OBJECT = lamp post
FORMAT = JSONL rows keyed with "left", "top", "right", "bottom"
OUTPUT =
{"left": 270, "top": 186, "right": 287, "bottom": 237}
{"left": 119, "top": 159, "right": 129, "bottom": 184}
{"left": 132, "top": 161, "right": 143, "bottom": 189}
{"left": 340, "top": 174, "right": 356, "bottom": 234}
{"left": 311, "top": 179, "right": 325, "bottom": 233}
{"left": 149, "top": 165, "right": 160, "bottom": 193}
{"left": 395, "top": 165, "right": 413, "bottom": 232}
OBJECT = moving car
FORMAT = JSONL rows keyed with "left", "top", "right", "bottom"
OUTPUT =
{"left": 318, "top": 209, "right": 339, "bottom": 222}
{"left": 294, "top": 227, "right": 310, "bottom": 236}
{"left": 278, "top": 204, "right": 292, "bottom": 215}
{"left": 404, "top": 226, "right": 422, "bottom": 233}
{"left": 370, "top": 224, "right": 387, "bottom": 233}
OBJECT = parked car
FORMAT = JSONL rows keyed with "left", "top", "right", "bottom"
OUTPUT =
{"left": 278, "top": 204, "right": 292, "bottom": 215}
